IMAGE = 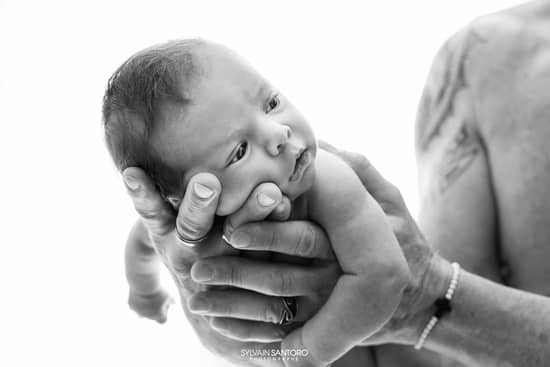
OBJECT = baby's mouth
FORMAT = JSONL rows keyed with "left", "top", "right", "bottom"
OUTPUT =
{"left": 289, "top": 148, "right": 310, "bottom": 182}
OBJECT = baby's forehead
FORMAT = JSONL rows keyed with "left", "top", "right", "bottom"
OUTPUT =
{"left": 191, "top": 43, "right": 267, "bottom": 94}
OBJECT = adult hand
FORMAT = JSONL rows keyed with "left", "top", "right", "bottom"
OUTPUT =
{"left": 122, "top": 167, "right": 292, "bottom": 366}
{"left": 188, "top": 219, "right": 339, "bottom": 342}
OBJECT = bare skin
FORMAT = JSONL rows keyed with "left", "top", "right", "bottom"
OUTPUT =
{"left": 375, "top": 1, "right": 550, "bottom": 365}
{"left": 119, "top": 2, "right": 550, "bottom": 365}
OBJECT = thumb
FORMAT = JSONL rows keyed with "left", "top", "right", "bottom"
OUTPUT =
{"left": 175, "top": 173, "right": 221, "bottom": 244}
{"left": 122, "top": 167, "right": 175, "bottom": 237}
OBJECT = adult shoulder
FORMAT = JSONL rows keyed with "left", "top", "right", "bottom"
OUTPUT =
{"left": 415, "top": 1, "right": 549, "bottom": 149}
{"left": 464, "top": 2, "right": 550, "bottom": 137}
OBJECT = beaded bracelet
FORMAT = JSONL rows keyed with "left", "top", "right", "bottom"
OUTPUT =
{"left": 414, "top": 262, "right": 461, "bottom": 350}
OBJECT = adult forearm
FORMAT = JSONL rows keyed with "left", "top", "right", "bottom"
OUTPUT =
{"left": 424, "top": 268, "right": 550, "bottom": 366}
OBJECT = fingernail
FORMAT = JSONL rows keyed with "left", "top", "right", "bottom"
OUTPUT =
{"left": 231, "top": 231, "right": 251, "bottom": 248}
{"left": 193, "top": 183, "right": 215, "bottom": 200}
{"left": 192, "top": 263, "right": 214, "bottom": 282}
{"left": 211, "top": 318, "right": 228, "bottom": 331}
{"left": 189, "top": 296, "right": 210, "bottom": 313}
{"left": 123, "top": 174, "right": 140, "bottom": 191}
{"left": 257, "top": 192, "right": 276, "bottom": 207}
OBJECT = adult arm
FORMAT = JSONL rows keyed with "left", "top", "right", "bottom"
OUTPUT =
{"left": 391, "top": 8, "right": 550, "bottom": 366}
{"left": 372, "top": 15, "right": 504, "bottom": 367}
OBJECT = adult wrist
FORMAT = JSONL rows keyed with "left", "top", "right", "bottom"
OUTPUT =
{"left": 414, "top": 262, "right": 460, "bottom": 350}
{"left": 378, "top": 253, "right": 452, "bottom": 345}
{"left": 407, "top": 254, "right": 453, "bottom": 342}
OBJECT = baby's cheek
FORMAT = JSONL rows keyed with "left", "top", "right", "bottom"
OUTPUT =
{"left": 215, "top": 181, "right": 254, "bottom": 216}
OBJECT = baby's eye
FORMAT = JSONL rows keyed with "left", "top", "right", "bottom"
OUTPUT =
{"left": 229, "top": 141, "right": 248, "bottom": 165}
{"left": 265, "top": 94, "right": 280, "bottom": 113}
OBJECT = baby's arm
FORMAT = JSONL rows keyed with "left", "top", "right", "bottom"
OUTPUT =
{"left": 283, "top": 149, "right": 409, "bottom": 366}
{"left": 125, "top": 220, "right": 173, "bottom": 323}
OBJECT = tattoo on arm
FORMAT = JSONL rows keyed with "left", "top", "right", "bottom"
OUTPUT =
{"left": 437, "top": 124, "right": 480, "bottom": 193}
{"left": 416, "top": 28, "right": 488, "bottom": 194}
{"left": 417, "top": 29, "right": 487, "bottom": 151}
{"left": 417, "top": 43, "right": 466, "bottom": 151}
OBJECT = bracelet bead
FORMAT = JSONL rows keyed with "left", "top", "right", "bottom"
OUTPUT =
{"left": 414, "top": 262, "right": 461, "bottom": 350}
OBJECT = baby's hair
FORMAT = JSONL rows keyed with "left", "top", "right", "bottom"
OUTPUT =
{"left": 102, "top": 39, "right": 204, "bottom": 198}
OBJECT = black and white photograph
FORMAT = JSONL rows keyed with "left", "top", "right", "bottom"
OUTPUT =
{"left": 4, "top": 0, "right": 550, "bottom": 366}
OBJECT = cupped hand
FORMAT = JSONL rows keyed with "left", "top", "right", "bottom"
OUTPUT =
{"left": 122, "top": 167, "right": 292, "bottom": 365}
{"left": 188, "top": 220, "right": 339, "bottom": 342}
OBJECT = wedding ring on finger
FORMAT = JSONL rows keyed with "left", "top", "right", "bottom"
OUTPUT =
{"left": 175, "top": 228, "right": 207, "bottom": 248}
{"left": 279, "top": 297, "right": 297, "bottom": 325}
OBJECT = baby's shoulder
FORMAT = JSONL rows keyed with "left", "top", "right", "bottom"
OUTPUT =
{"left": 312, "top": 149, "right": 360, "bottom": 190}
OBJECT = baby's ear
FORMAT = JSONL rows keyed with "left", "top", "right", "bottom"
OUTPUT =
{"left": 166, "top": 195, "right": 182, "bottom": 210}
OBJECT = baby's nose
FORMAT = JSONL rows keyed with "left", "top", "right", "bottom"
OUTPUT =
{"left": 266, "top": 124, "right": 291, "bottom": 156}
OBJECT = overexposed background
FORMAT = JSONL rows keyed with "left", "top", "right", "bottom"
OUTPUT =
{"left": 3, "top": 0, "right": 525, "bottom": 366}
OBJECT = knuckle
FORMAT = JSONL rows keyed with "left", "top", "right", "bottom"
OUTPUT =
{"left": 176, "top": 215, "right": 204, "bottom": 239}
{"left": 264, "top": 301, "right": 280, "bottom": 323}
{"left": 135, "top": 206, "right": 158, "bottom": 221}
{"left": 265, "top": 229, "right": 277, "bottom": 251}
{"left": 137, "top": 208, "right": 173, "bottom": 236}
{"left": 229, "top": 264, "right": 242, "bottom": 287}
{"left": 296, "top": 225, "right": 316, "bottom": 257}
{"left": 350, "top": 152, "right": 371, "bottom": 170}
{"left": 216, "top": 299, "right": 232, "bottom": 316}
{"left": 170, "top": 258, "right": 192, "bottom": 279}
{"left": 388, "top": 185, "right": 405, "bottom": 205}
{"left": 189, "top": 196, "right": 209, "bottom": 213}
{"left": 151, "top": 238, "right": 168, "bottom": 258}
{"left": 271, "top": 270, "right": 294, "bottom": 295}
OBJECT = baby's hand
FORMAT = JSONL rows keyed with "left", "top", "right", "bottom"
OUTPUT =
{"left": 128, "top": 289, "right": 175, "bottom": 323}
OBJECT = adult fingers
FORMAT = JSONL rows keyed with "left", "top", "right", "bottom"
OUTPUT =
{"left": 210, "top": 317, "right": 285, "bottom": 343}
{"left": 190, "top": 256, "right": 336, "bottom": 296}
{"left": 122, "top": 167, "right": 175, "bottom": 237}
{"left": 223, "top": 183, "right": 283, "bottom": 239}
{"left": 188, "top": 289, "right": 307, "bottom": 323}
{"left": 267, "top": 196, "right": 292, "bottom": 221}
{"left": 319, "top": 140, "right": 406, "bottom": 214}
{"left": 175, "top": 173, "right": 221, "bottom": 244}
{"left": 228, "top": 221, "right": 334, "bottom": 260}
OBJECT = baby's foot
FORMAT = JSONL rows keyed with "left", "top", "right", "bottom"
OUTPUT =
{"left": 128, "top": 289, "right": 175, "bottom": 323}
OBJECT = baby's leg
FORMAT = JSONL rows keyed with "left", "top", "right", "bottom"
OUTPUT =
{"left": 126, "top": 221, "right": 173, "bottom": 323}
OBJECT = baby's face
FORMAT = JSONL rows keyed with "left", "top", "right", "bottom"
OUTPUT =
{"left": 152, "top": 43, "right": 317, "bottom": 216}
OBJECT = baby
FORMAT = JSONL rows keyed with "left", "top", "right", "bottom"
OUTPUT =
{"left": 103, "top": 39, "right": 409, "bottom": 366}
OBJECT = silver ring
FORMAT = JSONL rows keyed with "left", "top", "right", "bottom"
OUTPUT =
{"left": 279, "top": 297, "right": 297, "bottom": 325}
{"left": 175, "top": 228, "right": 207, "bottom": 248}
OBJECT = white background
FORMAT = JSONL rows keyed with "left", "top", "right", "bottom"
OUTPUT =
{"left": 4, "top": 1, "right": 525, "bottom": 366}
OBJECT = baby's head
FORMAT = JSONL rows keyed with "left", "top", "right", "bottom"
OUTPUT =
{"left": 103, "top": 39, "right": 317, "bottom": 216}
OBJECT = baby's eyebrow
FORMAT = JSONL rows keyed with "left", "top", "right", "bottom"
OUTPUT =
{"left": 252, "top": 83, "right": 269, "bottom": 103}
{"left": 225, "top": 125, "right": 247, "bottom": 143}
